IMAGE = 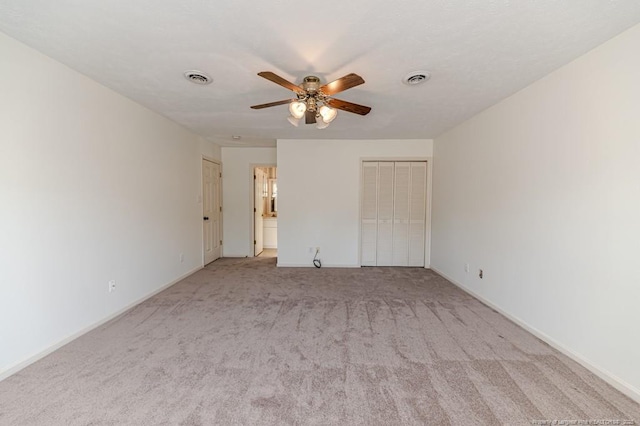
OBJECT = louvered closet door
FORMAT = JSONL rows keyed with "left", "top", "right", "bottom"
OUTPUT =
{"left": 392, "top": 162, "right": 411, "bottom": 266}
{"left": 376, "top": 162, "right": 394, "bottom": 266}
{"left": 360, "top": 161, "right": 427, "bottom": 267}
{"left": 408, "top": 162, "right": 427, "bottom": 266}
{"left": 360, "top": 162, "right": 378, "bottom": 266}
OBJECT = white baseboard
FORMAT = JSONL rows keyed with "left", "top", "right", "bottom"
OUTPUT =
{"left": 277, "top": 263, "right": 361, "bottom": 268}
{"left": 430, "top": 267, "right": 640, "bottom": 404}
{"left": 0, "top": 266, "right": 202, "bottom": 382}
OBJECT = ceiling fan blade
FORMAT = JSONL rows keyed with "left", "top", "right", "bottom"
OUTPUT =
{"left": 325, "top": 98, "right": 371, "bottom": 116}
{"left": 320, "top": 73, "right": 365, "bottom": 96}
{"left": 257, "top": 71, "right": 303, "bottom": 93}
{"left": 305, "top": 110, "right": 316, "bottom": 124}
{"left": 250, "top": 99, "right": 295, "bottom": 109}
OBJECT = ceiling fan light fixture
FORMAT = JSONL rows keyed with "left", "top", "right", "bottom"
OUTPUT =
{"left": 319, "top": 105, "right": 337, "bottom": 123}
{"left": 287, "top": 116, "right": 301, "bottom": 127}
{"left": 289, "top": 101, "right": 307, "bottom": 119}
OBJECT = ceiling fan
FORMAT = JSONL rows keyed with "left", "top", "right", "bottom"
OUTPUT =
{"left": 250, "top": 71, "right": 371, "bottom": 128}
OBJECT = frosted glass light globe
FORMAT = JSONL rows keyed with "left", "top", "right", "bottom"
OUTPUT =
{"left": 319, "top": 105, "right": 337, "bottom": 123}
{"left": 289, "top": 101, "right": 306, "bottom": 119}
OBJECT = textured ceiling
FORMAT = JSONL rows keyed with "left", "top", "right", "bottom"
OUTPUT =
{"left": 1, "top": 1, "right": 640, "bottom": 147}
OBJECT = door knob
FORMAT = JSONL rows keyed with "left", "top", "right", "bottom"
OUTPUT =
{"left": 203, "top": 216, "right": 209, "bottom": 221}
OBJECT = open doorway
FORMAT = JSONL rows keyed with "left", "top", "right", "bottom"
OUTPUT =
{"left": 253, "top": 166, "right": 277, "bottom": 258}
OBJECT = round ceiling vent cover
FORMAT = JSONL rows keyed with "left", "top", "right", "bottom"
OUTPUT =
{"left": 403, "top": 71, "right": 431, "bottom": 86}
{"left": 184, "top": 70, "right": 212, "bottom": 85}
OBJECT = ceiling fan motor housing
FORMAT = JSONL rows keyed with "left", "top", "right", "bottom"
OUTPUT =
{"left": 302, "top": 76, "right": 321, "bottom": 93}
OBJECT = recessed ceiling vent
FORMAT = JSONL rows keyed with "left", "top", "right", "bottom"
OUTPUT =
{"left": 184, "top": 70, "right": 212, "bottom": 85}
{"left": 403, "top": 71, "right": 431, "bottom": 86}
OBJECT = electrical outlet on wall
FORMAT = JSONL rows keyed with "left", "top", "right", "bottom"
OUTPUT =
{"left": 108, "top": 280, "right": 116, "bottom": 293}
{"left": 464, "top": 263, "right": 469, "bottom": 273}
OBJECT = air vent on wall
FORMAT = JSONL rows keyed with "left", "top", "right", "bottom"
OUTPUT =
{"left": 403, "top": 71, "right": 431, "bottom": 86}
{"left": 184, "top": 70, "right": 212, "bottom": 85}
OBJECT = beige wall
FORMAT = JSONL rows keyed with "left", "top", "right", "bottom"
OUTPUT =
{"left": 220, "top": 147, "right": 277, "bottom": 256}
{"left": 432, "top": 23, "right": 640, "bottom": 400}
{"left": 277, "top": 139, "right": 433, "bottom": 267}
{"left": 0, "top": 32, "right": 220, "bottom": 378}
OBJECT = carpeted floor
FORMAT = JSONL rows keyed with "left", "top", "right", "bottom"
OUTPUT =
{"left": 1, "top": 257, "right": 638, "bottom": 425}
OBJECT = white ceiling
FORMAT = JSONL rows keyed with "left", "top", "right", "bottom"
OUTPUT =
{"left": 2, "top": 1, "right": 639, "bottom": 147}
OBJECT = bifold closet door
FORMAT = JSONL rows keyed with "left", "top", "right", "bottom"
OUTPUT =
{"left": 376, "top": 162, "right": 395, "bottom": 266}
{"left": 360, "top": 162, "right": 378, "bottom": 266}
{"left": 392, "top": 162, "right": 411, "bottom": 266}
{"left": 360, "top": 161, "right": 426, "bottom": 267}
{"left": 408, "top": 162, "right": 426, "bottom": 266}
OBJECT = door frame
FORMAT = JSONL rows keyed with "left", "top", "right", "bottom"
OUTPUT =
{"left": 202, "top": 156, "right": 222, "bottom": 265}
{"left": 250, "top": 163, "right": 276, "bottom": 257}
{"left": 358, "top": 157, "right": 432, "bottom": 268}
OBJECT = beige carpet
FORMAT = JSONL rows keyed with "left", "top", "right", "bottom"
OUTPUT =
{"left": 1, "top": 257, "right": 638, "bottom": 425}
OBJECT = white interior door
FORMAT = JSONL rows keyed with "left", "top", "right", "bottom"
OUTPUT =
{"left": 254, "top": 169, "right": 264, "bottom": 256}
{"left": 203, "top": 159, "right": 221, "bottom": 264}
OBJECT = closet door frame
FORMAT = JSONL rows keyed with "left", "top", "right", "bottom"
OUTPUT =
{"left": 358, "top": 157, "right": 433, "bottom": 268}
